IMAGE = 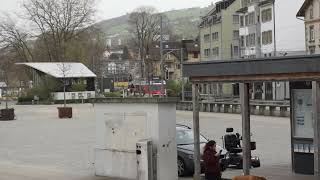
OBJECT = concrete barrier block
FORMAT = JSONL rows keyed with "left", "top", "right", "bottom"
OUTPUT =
{"left": 213, "top": 104, "right": 218, "bottom": 113}
{"left": 264, "top": 106, "right": 271, "bottom": 116}
{"left": 280, "top": 107, "right": 287, "bottom": 117}
{"left": 259, "top": 106, "right": 265, "bottom": 116}
{"left": 217, "top": 104, "right": 222, "bottom": 113}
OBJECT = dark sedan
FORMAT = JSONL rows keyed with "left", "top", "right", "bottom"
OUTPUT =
{"left": 176, "top": 125, "right": 228, "bottom": 177}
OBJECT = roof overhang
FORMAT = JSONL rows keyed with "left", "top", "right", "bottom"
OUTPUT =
{"left": 297, "top": 0, "right": 312, "bottom": 17}
{"left": 259, "top": 0, "right": 275, "bottom": 7}
{"left": 183, "top": 55, "right": 320, "bottom": 82}
{"left": 17, "top": 62, "right": 97, "bottom": 78}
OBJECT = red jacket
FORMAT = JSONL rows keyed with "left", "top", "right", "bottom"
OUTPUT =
{"left": 203, "top": 149, "right": 221, "bottom": 175}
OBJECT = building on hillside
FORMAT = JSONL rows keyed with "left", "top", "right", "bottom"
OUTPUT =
{"left": 147, "top": 40, "right": 200, "bottom": 81}
{"left": 182, "top": 39, "right": 201, "bottom": 63}
{"left": 148, "top": 41, "right": 182, "bottom": 81}
{"left": 297, "top": 0, "right": 320, "bottom": 54}
{"left": 18, "top": 63, "right": 96, "bottom": 100}
{"left": 199, "top": 0, "right": 241, "bottom": 61}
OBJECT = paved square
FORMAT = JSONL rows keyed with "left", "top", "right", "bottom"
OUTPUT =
{"left": 0, "top": 103, "right": 313, "bottom": 180}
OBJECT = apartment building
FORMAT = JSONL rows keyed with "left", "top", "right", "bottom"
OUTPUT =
{"left": 199, "top": 0, "right": 241, "bottom": 61}
{"left": 236, "top": 0, "right": 305, "bottom": 101}
{"left": 237, "top": 0, "right": 275, "bottom": 58}
{"left": 297, "top": 0, "right": 320, "bottom": 54}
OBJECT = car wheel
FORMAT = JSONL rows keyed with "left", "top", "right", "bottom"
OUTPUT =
{"left": 177, "top": 157, "right": 187, "bottom": 177}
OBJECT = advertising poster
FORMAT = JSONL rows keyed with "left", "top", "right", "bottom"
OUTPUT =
{"left": 293, "top": 89, "right": 314, "bottom": 138}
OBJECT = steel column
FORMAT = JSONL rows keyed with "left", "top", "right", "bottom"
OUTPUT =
{"left": 192, "top": 83, "right": 201, "bottom": 180}
{"left": 312, "top": 81, "right": 320, "bottom": 180}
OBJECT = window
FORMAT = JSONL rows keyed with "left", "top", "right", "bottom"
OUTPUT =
{"left": 240, "top": 36, "right": 245, "bottom": 47}
{"left": 309, "top": 46, "right": 316, "bottom": 54}
{"left": 246, "top": 33, "right": 256, "bottom": 47}
{"left": 193, "top": 52, "right": 199, "bottom": 58}
{"left": 204, "top": 49, "right": 210, "bottom": 57}
{"left": 248, "top": 12, "right": 255, "bottom": 25}
{"left": 176, "top": 129, "right": 207, "bottom": 145}
{"left": 310, "top": 3, "right": 314, "bottom": 19}
{"left": 310, "top": 26, "right": 315, "bottom": 41}
{"left": 262, "top": 31, "right": 273, "bottom": 45}
{"left": 241, "top": 0, "right": 248, "bottom": 7}
{"left": 233, "top": 30, "right": 239, "bottom": 40}
{"left": 245, "top": 15, "right": 249, "bottom": 26}
{"left": 212, "top": 32, "right": 219, "bottom": 41}
{"left": 261, "top": 8, "right": 272, "bottom": 22}
{"left": 212, "top": 47, "right": 219, "bottom": 57}
{"left": 233, "top": 46, "right": 239, "bottom": 57}
{"left": 246, "top": 35, "right": 250, "bottom": 47}
{"left": 250, "top": 33, "right": 255, "bottom": 46}
{"left": 204, "top": 34, "right": 210, "bottom": 42}
{"left": 240, "top": 16, "right": 244, "bottom": 27}
{"left": 233, "top": 15, "right": 239, "bottom": 24}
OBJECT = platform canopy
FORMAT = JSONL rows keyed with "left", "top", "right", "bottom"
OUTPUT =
{"left": 183, "top": 55, "right": 320, "bottom": 82}
{"left": 183, "top": 54, "right": 320, "bottom": 179}
{"left": 17, "top": 62, "right": 96, "bottom": 78}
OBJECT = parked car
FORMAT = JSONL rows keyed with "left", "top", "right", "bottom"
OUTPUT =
{"left": 176, "top": 124, "right": 228, "bottom": 177}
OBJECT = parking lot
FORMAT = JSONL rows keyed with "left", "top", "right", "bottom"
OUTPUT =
{"left": 0, "top": 103, "right": 308, "bottom": 180}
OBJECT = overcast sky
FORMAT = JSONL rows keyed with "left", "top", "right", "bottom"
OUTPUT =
{"left": 0, "top": 0, "right": 306, "bottom": 51}
{"left": 0, "top": 0, "right": 217, "bottom": 20}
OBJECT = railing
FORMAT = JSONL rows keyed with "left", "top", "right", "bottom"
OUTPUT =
{"left": 176, "top": 100, "right": 290, "bottom": 117}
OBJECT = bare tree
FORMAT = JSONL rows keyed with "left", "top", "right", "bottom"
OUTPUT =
{"left": 0, "top": 15, "right": 33, "bottom": 62}
{"left": 128, "top": 7, "right": 162, "bottom": 79}
{"left": 22, "top": 0, "right": 96, "bottom": 62}
{"left": 57, "top": 63, "right": 71, "bottom": 107}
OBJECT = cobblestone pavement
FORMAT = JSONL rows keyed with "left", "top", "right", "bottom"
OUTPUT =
{"left": 0, "top": 103, "right": 313, "bottom": 180}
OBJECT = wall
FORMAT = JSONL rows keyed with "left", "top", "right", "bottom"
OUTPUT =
{"left": 51, "top": 91, "right": 95, "bottom": 100}
{"left": 94, "top": 100, "right": 177, "bottom": 180}
{"left": 221, "top": 0, "right": 241, "bottom": 60}
{"left": 200, "top": 22, "right": 222, "bottom": 61}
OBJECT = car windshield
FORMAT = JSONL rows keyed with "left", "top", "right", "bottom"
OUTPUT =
{"left": 176, "top": 129, "right": 208, "bottom": 145}
{"left": 150, "top": 85, "right": 161, "bottom": 91}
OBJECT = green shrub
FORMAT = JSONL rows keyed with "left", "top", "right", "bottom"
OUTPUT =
{"left": 71, "top": 82, "right": 86, "bottom": 92}
{"left": 18, "top": 85, "right": 51, "bottom": 102}
{"left": 104, "top": 92, "right": 122, "bottom": 97}
{"left": 166, "top": 80, "right": 181, "bottom": 97}
{"left": 17, "top": 96, "right": 34, "bottom": 103}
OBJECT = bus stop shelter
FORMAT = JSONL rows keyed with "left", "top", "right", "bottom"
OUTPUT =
{"left": 183, "top": 55, "right": 320, "bottom": 180}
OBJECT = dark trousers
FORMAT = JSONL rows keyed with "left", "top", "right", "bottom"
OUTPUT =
{"left": 205, "top": 173, "right": 221, "bottom": 180}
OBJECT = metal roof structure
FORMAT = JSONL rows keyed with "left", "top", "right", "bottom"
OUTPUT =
{"left": 183, "top": 55, "right": 320, "bottom": 82}
{"left": 17, "top": 62, "right": 96, "bottom": 78}
{"left": 184, "top": 54, "right": 320, "bottom": 179}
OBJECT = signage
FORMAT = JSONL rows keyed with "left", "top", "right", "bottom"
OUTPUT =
{"left": 292, "top": 89, "right": 314, "bottom": 139}
{"left": 114, "top": 82, "right": 129, "bottom": 87}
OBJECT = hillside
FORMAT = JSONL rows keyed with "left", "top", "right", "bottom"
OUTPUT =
{"left": 94, "top": 5, "right": 214, "bottom": 40}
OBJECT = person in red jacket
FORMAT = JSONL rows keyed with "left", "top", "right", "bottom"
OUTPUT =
{"left": 203, "top": 140, "right": 222, "bottom": 180}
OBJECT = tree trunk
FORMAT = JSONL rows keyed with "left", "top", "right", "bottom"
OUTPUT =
{"left": 63, "top": 82, "right": 66, "bottom": 107}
